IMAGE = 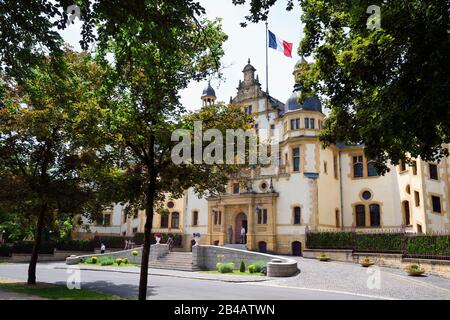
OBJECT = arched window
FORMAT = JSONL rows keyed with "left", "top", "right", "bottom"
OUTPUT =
{"left": 353, "top": 155, "right": 364, "bottom": 178}
{"left": 369, "top": 204, "right": 380, "bottom": 226}
{"left": 258, "top": 241, "right": 267, "bottom": 253}
{"left": 292, "top": 241, "right": 302, "bottom": 256}
{"left": 402, "top": 201, "right": 411, "bottom": 226}
{"left": 355, "top": 205, "right": 366, "bottom": 227}
{"left": 160, "top": 214, "right": 169, "bottom": 228}
{"left": 171, "top": 212, "right": 180, "bottom": 229}
{"left": 293, "top": 207, "right": 301, "bottom": 225}
{"left": 367, "top": 160, "right": 378, "bottom": 176}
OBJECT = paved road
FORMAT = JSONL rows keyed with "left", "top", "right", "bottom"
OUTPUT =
{"left": 0, "top": 263, "right": 376, "bottom": 300}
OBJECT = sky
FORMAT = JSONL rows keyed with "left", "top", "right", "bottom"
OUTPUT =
{"left": 59, "top": 1, "right": 305, "bottom": 111}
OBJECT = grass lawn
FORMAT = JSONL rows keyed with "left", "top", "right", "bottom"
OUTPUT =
{"left": 80, "top": 261, "right": 140, "bottom": 268}
{"left": 201, "top": 270, "right": 264, "bottom": 276}
{"left": 0, "top": 282, "right": 123, "bottom": 300}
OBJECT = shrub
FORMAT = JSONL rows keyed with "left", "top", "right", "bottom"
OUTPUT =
{"left": 248, "top": 265, "right": 255, "bottom": 273}
{"left": 251, "top": 260, "right": 266, "bottom": 273}
{"left": 306, "top": 232, "right": 353, "bottom": 249}
{"left": 98, "top": 256, "right": 114, "bottom": 266}
{"left": 87, "top": 256, "right": 98, "bottom": 264}
{"left": 122, "top": 258, "right": 129, "bottom": 264}
{"left": 131, "top": 250, "right": 138, "bottom": 256}
{"left": 239, "top": 261, "right": 246, "bottom": 273}
{"left": 218, "top": 262, "right": 234, "bottom": 273}
{"left": 115, "top": 258, "right": 123, "bottom": 266}
{"left": 93, "top": 236, "right": 133, "bottom": 249}
{"left": 216, "top": 262, "right": 222, "bottom": 270}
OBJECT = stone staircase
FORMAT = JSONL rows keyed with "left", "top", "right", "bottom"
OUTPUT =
{"left": 149, "top": 252, "right": 202, "bottom": 272}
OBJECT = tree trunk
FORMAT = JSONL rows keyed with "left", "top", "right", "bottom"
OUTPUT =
{"left": 138, "top": 136, "right": 156, "bottom": 300}
{"left": 27, "top": 202, "right": 47, "bottom": 284}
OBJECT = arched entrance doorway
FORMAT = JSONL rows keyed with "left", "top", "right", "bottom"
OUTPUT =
{"left": 235, "top": 212, "right": 247, "bottom": 244}
{"left": 292, "top": 241, "right": 302, "bottom": 256}
{"left": 258, "top": 241, "right": 267, "bottom": 253}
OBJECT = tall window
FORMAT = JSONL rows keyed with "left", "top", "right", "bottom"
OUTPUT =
{"left": 335, "top": 209, "right": 340, "bottom": 228}
{"left": 414, "top": 191, "right": 420, "bottom": 207}
{"left": 369, "top": 204, "right": 380, "bottom": 226}
{"left": 245, "top": 105, "right": 252, "bottom": 115}
{"left": 254, "top": 123, "right": 259, "bottom": 135}
{"left": 123, "top": 213, "right": 127, "bottom": 224}
{"left": 355, "top": 205, "right": 365, "bottom": 227}
{"left": 412, "top": 161, "right": 417, "bottom": 175}
{"left": 233, "top": 183, "right": 240, "bottom": 194}
{"left": 324, "top": 161, "right": 328, "bottom": 174}
{"left": 293, "top": 207, "right": 301, "bottom": 225}
{"left": 429, "top": 164, "right": 439, "bottom": 180}
{"left": 403, "top": 201, "right": 411, "bottom": 225}
{"left": 304, "top": 118, "right": 310, "bottom": 129}
{"left": 192, "top": 211, "right": 198, "bottom": 226}
{"left": 103, "top": 214, "right": 111, "bottom": 226}
{"left": 160, "top": 214, "right": 169, "bottom": 228}
{"left": 214, "top": 211, "right": 222, "bottom": 225}
{"left": 432, "top": 196, "right": 442, "bottom": 213}
{"left": 292, "top": 148, "right": 300, "bottom": 172}
{"left": 353, "top": 155, "right": 364, "bottom": 178}
{"left": 333, "top": 155, "right": 338, "bottom": 179}
{"left": 290, "top": 118, "right": 300, "bottom": 130}
{"left": 399, "top": 160, "right": 407, "bottom": 172}
{"left": 262, "top": 209, "right": 268, "bottom": 224}
{"left": 171, "top": 212, "right": 179, "bottom": 229}
{"left": 309, "top": 118, "right": 315, "bottom": 129}
{"left": 367, "top": 160, "right": 378, "bottom": 177}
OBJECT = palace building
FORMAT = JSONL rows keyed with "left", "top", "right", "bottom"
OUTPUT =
{"left": 73, "top": 58, "right": 450, "bottom": 255}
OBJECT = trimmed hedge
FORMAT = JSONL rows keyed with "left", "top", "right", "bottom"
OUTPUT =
{"left": 406, "top": 235, "right": 450, "bottom": 256}
{"left": 0, "top": 244, "right": 12, "bottom": 257}
{"left": 306, "top": 232, "right": 450, "bottom": 257}
{"left": 12, "top": 241, "right": 55, "bottom": 254}
{"left": 356, "top": 233, "right": 403, "bottom": 252}
{"left": 56, "top": 240, "right": 95, "bottom": 252}
{"left": 306, "top": 232, "right": 353, "bottom": 249}
{"left": 93, "top": 236, "right": 133, "bottom": 248}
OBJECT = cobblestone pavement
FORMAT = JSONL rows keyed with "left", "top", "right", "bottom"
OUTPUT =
{"left": 262, "top": 257, "right": 450, "bottom": 300}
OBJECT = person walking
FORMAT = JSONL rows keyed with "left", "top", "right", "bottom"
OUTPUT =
{"left": 100, "top": 243, "right": 106, "bottom": 254}
{"left": 167, "top": 235, "right": 174, "bottom": 252}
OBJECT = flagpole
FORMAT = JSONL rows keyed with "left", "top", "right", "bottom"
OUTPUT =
{"left": 265, "top": 21, "right": 269, "bottom": 95}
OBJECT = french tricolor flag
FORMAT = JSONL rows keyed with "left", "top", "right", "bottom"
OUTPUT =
{"left": 268, "top": 30, "right": 293, "bottom": 58}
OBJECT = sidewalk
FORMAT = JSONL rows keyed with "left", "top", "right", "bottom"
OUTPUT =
{"left": 54, "top": 263, "right": 270, "bottom": 283}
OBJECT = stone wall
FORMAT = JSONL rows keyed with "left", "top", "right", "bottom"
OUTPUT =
{"left": 304, "top": 249, "right": 450, "bottom": 279}
{"left": 192, "top": 245, "right": 298, "bottom": 277}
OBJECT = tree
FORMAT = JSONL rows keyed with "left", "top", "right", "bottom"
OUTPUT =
{"left": 233, "top": 0, "right": 450, "bottom": 172}
{"left": 0, "top": 49, "right": 115, "bottom": 284}
{"left": 92, "top": 1, "right": 256, "bottom": 299}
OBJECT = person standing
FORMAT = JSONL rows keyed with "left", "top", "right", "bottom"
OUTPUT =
{"left": 240, "top": 226, "right": 246, "bottom": 244}
{"left": 100, "top": 243, "right": 106, "bottom": 254}
{"left": 167, "top": 236, "right": 174, "bottom": 252}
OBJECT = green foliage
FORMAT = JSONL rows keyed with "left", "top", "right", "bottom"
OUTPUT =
{"left": 11, "top": 241, "right": 55, "bottom": 254}
{"left": 115, "top": 258, "right": 123, "bottom": 266}
{"left": 356, "top": 234, "right": 403, "bottom": 252}
{"left": 131, "top": 250, "right": 138, "bottom": 257}
{"left": 239, "top": 260, "right": 246, "bottom": 273}
{"left": 250, "top": 261, "right": 266, "bottom": 273}
{"left": 122, "top": 258, "right": 128, "bottom": 264}
{"left": 99, "top": 256, "right": 114, "bottom": 266}
{"left": 307, "top": 232, "right": 354, "bottom": 249}
{"left": 248, "top": 265, "right": 255, "bottom": 273}
{"left": 93, "top": 236, "right": 132, "bottom": 249}
{"left": 218, "top": 262, "right": 234, "bottom": 273}
{"left": 86, "top": 257, "right": 98, "bottom": 264}
{"left": 406, "top": 236, "right": 450, "bottom": 256}
{"left": 234, "top": 0, "right": 450, "bottom": 172}
{"left": 56, "top": 240, "right": 95, "bottom": 252}
{"left": 0, "top": 244, "right": 12, "bottom": 257}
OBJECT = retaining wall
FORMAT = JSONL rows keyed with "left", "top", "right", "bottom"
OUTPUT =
{"left": 192, "top": 245, "right": 298, "bottom": 277}
{"left": 66, "top": 247, "right": 143, "bottom": 265}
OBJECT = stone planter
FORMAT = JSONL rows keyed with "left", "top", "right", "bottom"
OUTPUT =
{"left": 155, "top": 236, "right": 161, "bottom": 244}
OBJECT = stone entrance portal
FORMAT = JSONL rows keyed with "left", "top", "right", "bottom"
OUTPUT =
{"left": 235, "top": 212, "right": 247, "bottom": 244}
